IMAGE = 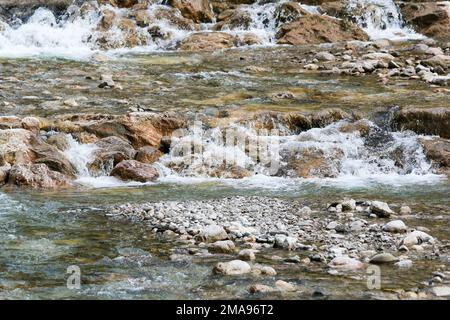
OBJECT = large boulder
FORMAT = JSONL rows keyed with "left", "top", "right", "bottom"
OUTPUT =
{"left": 0, "top": 129, "right": 75, "bottom": 176}
{"left": 420, "top": 137, "right": 450, "bottom": 176}
{"left": 29, "top": 135, "right": 76, "bottom": 177}
{"left": 274, "top": 1, "right": 310, "bottom": 27}
{"left": 0, "top": 129, "right": 34, "bottom": 166}
{"left": 392, "top": 108, "right": 450, "bottom": 139}
{"left": 152, "top": 7, "right": 200, "bottom": 31}
{"left": 399, "top": 2, "right": 450, "bottom": 40}
{"left": 135, "top": 146, "right": 162, "bottom": 164}
{"left": 84, "top": 113, "right": 185, "bottom": 149}
{"left": 168, "top": 0, "right": 214, "bottom": 23}
{"left": 110, "top": 160, "right": 160, "bottom": 182}
{"left": 278, "top": 147, "right": 343, "bottom": 178}
{"left": 179, "top": 32, "right": 236, "bottom": 51}
{"left": 7, "top": 164, "right": 72, "bottom": 189}
{"left": 88, "top": 136, "right": 136, "bottom": 175}
{"left": 276, "top": 14, "right": 368, "bottom": 45}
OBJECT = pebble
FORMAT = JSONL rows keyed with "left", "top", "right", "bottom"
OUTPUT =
{"left": 369, "top": 253, "right": 398, "bottom": 264}
{"left": 249, "top": 284, "right": 275, "bottom": 294}
{"left": 275, "top": 280, "right": 297, "bottom": 292}
{"left": 238, "top": 249, "right": 257, "bottom": 261}
{"left": 213, "top": 260, "right": 251, "bottom": 276}
{"left": 208, "top": 240, "right": 235, "bottom": 254}
{"left": 399, "top": 206, "right": 412, "bottom": 215}
{"left": 370, "top": 201, "right": 394, "bottom": 217}
{"left": 383, "top": 220, "right": 407, "bottom": 233}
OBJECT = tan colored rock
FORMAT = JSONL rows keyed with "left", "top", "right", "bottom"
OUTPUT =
{"left": 276, "top": 14, "right": 368, "bottom": 45}
{"left": 168, "top": 0, "right": 214, "bottom": 23}
{"left": 249, "top": 284, "right": 276, "bottom": 294}
{"left": 0, "top": 129, "right": 34, "bottom": 165}
{"left": 89, "top": 136, "right": 136, "bottom": 175}
{"left": 213, "top": 260, "right": 251, "bottom": 275}
{"left": 21, "top": 117, "right": 41, "bottom": 134}
{"left": 214, "top": 9, "right": 252, "bottom": 30}
{"left": 29, "top": 135, "right": 76, "bottom": 177}
{"left": 393, "top": 107, "right": 450, "bottom": 139}
{"left": 399, "top": 2, "right": 450, "bottom": 40}
{"left": 208, "top": 240, "right": 236, "bottom": 253}
{"left": 275, "top": 280, "right": 297, "bottom": 292}
{"left": 179, "top": 32, "right": 236, "bottom": 51}
{"left": 153, "top": 7, "right": 200, "bottom": 31}
{"left": 47, "top": 133, "right": 70, "bottom": 151}
{"left": 274, "top": 1, "right": 309, "bottom": 27}
{"left": 110, "top": 160, "right": 159, "bottom": 182}
{"left": 236, "top": 33, "right": 263, "bottom": 46}
{"left": 135, "top": 146, "right": 162, "bottom": 164}
{"left": 7, "top": 164, "right": 72, "bottom": 189}
{"left": 420, "top": 137, "right": 450, "bottom": 176}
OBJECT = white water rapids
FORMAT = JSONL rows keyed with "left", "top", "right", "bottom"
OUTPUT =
{"left": 59, "top": 120, "right": 445, "bottom": 189}
{"left": 0, "top": 0, "right": 427, "bottom": 59}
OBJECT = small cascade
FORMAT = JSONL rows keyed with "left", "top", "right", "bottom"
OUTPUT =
{"left": 63, "top": 134, "right": 98, "bottom": 178}
{"left": 62, "top": 134, "right": 143, "bottom": 188}
{"left": 0, "top": 0, "right": 322, "bottom": 58}
{"left": 157, "top": 119, "right": 441, "bottom": 186}
{"left": 0, "top": 7, "right": 100, "bottom": 59}
{"left": 346, "top": 0, "right": 423, "bottom": 40}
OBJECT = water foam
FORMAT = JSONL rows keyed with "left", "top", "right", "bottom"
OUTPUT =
{"left": 347, "top": 0, "right": 424, "bottom": 40}
{"left": 156, "top": 120, "right": 445, "bottom": 189}
{"left": 0, "top": 8, "right": 100, "bottom": 59}
{"left": 63, "top": 134, "right": 148, "bottom": 188}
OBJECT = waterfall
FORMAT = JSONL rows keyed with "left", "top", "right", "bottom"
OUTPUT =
{"left": 156, "top": 120, "right": 443, "bottom": 188}
{"left": 0, "top": 0, "right": 428, "bottom": 58}
{"left": 62, "top": 134, "right": 146, "bottom": 188}
{"left": 0, "top": 7, "right": 100, "bottom": 59}
{"left": 346, "top": 0, "right": 424, "bottom": 40}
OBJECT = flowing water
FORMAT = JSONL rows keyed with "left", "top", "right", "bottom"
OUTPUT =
{"left": 0, "top": 2, "right": 449, "bottom": 299}
{"left": 0, "top": 0, "right": 425, "bottom": 59}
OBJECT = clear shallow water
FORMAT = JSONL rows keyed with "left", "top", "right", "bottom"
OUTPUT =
{"left": 0, "top": 178, "right": 449, "bottom": 299}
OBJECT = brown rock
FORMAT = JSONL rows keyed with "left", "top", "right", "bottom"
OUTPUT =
{"left": 110, "top": 160, "right": 160, "bottom": 182}
{"left": 153, "top": 7, "right": 200, "bottom": 31}
{"left": 399, "top": 2, "right": 450, "bottom": 40}
{"left": 135, "top": 146, "right": 162, "bottom": 164}
{"left": 0, "top": 129, "right": 34, "bottom": 165}
{"left": 393, "top": 107, "right": 450, "bottom": 139}
{"left": 29, "top": 135, "right": 76, "bottom": 177}
{"left": 214, "top": 9, "right": 252, "bottom": 30}
{"left": 420, "top": 137, "right": 450, "bottom": 176}
{"left": 168, "top": 0, "right": 214, "bottom": 23}
{"left": 179, "top": 32, "right": 236, "bottom": 51}
{"left": 276, "top": 14, "right": 368, "bottom": 45}
{"left": 7, "top": 164, "right": 72, "bottom": 189}
{"left": 274, "top": 1, "right": 309, "bottom": 27}
{"left": 47, "top": 133, "right": 70, "bottom": 151}
{"left": 89, "top": 136, "right": 136, "bottom": 175}
{"left": 280, "top": 147, "right": 343, "bottom": 178}
{"left": 0, "top": 165, "right": 10, "bottom": 185}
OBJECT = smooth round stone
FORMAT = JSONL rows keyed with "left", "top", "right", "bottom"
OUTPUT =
{"left": 369, "top": 253, "right": 399, "bottom": 264}
{"left": 399, "top": 206, "right": 412, "bottom": 215}
{"left": 383, "top": 220, "right": 407, "bottom": 233}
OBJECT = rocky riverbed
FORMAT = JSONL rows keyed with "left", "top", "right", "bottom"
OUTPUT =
{"left": 108, "top": 196, "right": 450, "bottom": 299}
